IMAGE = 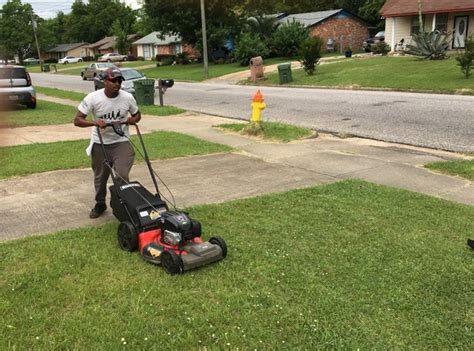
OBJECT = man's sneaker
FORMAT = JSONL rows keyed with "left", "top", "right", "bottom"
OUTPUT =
{"left": 89, "top": 203, "right": 107, "bottom": 219}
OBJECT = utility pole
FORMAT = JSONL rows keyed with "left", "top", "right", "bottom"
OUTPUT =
{"left": 30, "top": 10, "right": 42, "bottom": 65}
{"left": 200, "top": 0, "right": 209, "bottom": 79}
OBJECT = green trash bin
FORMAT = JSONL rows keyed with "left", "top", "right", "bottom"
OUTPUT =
{"left": 277, "top": 63, "right": 292, "bottom": 84}
{"left": 133, "top": 79, "right": 155, "bottom": 105}
{"left": 42, "top": 64, "right": 50, "bottom": 72}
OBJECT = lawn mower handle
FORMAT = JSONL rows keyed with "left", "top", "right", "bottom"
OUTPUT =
{"left": 96, "top": 123, "right": 161, "bottom": 196}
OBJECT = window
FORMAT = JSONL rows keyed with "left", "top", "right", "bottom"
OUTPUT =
{"left": 143, "top": 44, "right": 152, "bottom": 58}
{"left": 435, "top": 13, "right": 448, "bottom": 32}
{"left": 411, "top": 15, "right": 424, "bottom": 35}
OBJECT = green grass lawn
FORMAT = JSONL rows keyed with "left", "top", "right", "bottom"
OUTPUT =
{"left": 1, "top": 180, "right": 472, "bottom": 349}
{"left": 426, "top": 159, "right": 474, "bottom": 181}
{"left": 0, "top": 131, "right": 231, "bottom": 179}
{"left": 217, "top": 121, "right": 313, "bottom": 142}
{"left": 35, "top": 87, "right": 186, "bottom": 116}
{"left": 4, "top": 101, "right": 76, "bottom": 127}
{"left": 263, "top": 56, "right": 474, "bottom": 94}
{"left": 30, "top": 58, "right": 290, "bottom": 81}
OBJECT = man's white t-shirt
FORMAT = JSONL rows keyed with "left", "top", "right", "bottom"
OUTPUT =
{"left": 78, "top": 89, "right": 139, "bottom": 145}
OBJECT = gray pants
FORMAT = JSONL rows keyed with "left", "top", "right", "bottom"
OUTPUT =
{"left": 91, "top": 141, "right": 135, "bottom": 205}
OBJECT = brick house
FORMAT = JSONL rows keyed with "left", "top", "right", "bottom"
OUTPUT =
{"left": 278, "top": 9, "right": 370, "bottom": 52}
{"left": 132, "top": 31, "right": 199, "bottom": 60}
{"left": 380, "top": 0, "right": 474, "bottom": 51}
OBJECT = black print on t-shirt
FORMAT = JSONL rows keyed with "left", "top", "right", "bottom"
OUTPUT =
{"left": 100, "top": 110, "right": 122, "bottom": 121}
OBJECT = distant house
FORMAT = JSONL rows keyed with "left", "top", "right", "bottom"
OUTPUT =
{"left": 277, "top": 9, "right": 370, "bottom": 52}
{"left": 380, "top": 0, "right": 474, "bottom": 51}
{"left": 86, "top": 34, "right": 140, "bottom": 57}
{"left": 46, "top": 42, "right": 89, "bottom": 60}
{"left": 132, "top": 31, "right": 198, "bottom": 60}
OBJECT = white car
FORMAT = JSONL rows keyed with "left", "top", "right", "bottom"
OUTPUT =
{"left": 98, "top": 53, "right": 128, "bottom": 62}
{"left": 23, "top": 57, "right": 40, "bottom": 64}
{"left": 58, "top": 56, "right": 83, "bottom": 64}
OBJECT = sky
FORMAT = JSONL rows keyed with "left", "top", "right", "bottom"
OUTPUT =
{"left": 0, "top": 0, "right": 141, "bottom": 19}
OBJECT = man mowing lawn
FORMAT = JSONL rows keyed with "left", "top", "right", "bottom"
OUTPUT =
{"left": 74, "top": 67, "right": 141, "bottom": 219}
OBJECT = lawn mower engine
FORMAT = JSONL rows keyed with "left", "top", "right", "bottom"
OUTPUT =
{"left": 110, "top": 182, "right": 227, "bottom": 274}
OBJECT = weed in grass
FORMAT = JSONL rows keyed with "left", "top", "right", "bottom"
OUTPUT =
{"left": 1, "top": 180, "right": 473, "bottom": 349}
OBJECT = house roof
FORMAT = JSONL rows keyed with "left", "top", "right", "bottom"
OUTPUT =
{"left": 380, "top": 0, "right": 474, "bottom": 17}
{"left": 97, "top": 34, "right": 140, "bottom": 50}
{"left": 86, "top": 35, "right": 140, "bottom": 50}
{"left": 132, "top": 31, "right": 181, "bottom": 45}
{"left": 277, "top": 9, "right": 368, "bottom": 27}
{"left": 87, "top": 36, "right": 114, "bottom": 49}
{"left": 47, "top": 42, "right": 88, "bottom": 53}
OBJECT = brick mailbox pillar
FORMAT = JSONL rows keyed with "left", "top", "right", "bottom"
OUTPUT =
{"left": 249, "top": 56, "right": 265, "bottom": 82}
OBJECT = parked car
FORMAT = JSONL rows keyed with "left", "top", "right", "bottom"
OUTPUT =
{"left": 363, "top": 31, "right": 385, "bottom": 52}
{"left": 23, "top": 57, "right": 40, "bottom": 64}
{"left": 81, "top": 62, "right": 117, "bottom": 80}
{"left": 93, "top": 68, "right": 146, "bottom": 95}
{"left": 0, "top": 65, "right": 36, "bottom": 109}
{"left": 98, "top": 53, "right": 128, "bottom": 62}
{"left": 58, "top": 56, "right": 83, "bottom": 64}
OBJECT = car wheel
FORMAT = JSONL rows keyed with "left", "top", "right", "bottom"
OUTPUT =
{"left": 123, "top": 57, "right": 128, "bottom": 61}
{"left": 209, "top": 236, "right": 227, "bottom": 258}
{"left": 117, "top": 221, "right": 138, "bottom": 252}
{"left": 78, "top": 59, "right": 83, "bottom": 62}
{"left": 161, "top": 250, "right": 183, "bottom": 275}
{"left": 65, "top": 61, "right": 69, "bottom": 64}
{"left": 107, "top": 59, "right": 111, "bottom": 62}
{"left": 26, "top": 100, "right": 36, "bottom": 109}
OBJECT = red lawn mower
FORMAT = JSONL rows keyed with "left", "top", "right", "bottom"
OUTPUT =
{"left": 98, "top": 123, "right": 227, "bottom": 274}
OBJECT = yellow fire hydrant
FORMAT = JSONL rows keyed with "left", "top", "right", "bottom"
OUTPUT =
{"left": 250, "top": 89, "right": 266, "bottom": 123}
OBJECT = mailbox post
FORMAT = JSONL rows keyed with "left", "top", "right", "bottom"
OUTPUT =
{"left": 157, "top": 79, "right": 174, "bottom": 106}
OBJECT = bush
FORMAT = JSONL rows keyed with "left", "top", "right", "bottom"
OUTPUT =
{"left": 81, "top": 56, "right": 94, "bottom": 62}
{"left": 406, "top": 31, "right": 451, "bottom": 60}
{"left": 44, "top": 58, "right": 58, "bottom": 63}
{"left": 127, "top": 55, "right": 137, "bottom": 61}
{"left": 298, "top": 36, "right": 323, "bottom": 75}
{"left": 176, "top": 52, "right": 189, "bottom": 64}
{"left": 271, "top": 20, "right": 309, "bottom": 57}
{"left": 456, "top": 36, "right": 474, "bottom": 78}
{"left": 94, "top": 54, "right": 101, "bottom": 61}
{"left": 233, "top": 32, "right": 270, "bottom": 66}
{"left": 155, "top": 54, "right": 175, "bottom": 62}
{"left": 372, "top": 42, "right": 390, "bottom": 55}
{"left": 137, "top": 56, "right": 145, "bottom": 61}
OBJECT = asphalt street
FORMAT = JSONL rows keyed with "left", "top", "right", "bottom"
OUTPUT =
{"left": 31, "top": 73, "right": 474, "bottom": 153}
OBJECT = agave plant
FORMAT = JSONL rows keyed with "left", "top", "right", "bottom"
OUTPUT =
{"left": 406, "top": 31, "right": 451, "bottom": 60}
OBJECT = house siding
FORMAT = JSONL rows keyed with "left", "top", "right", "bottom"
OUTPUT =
{"left": 385, "top": 12, "right": 474, "bottom": 51}
{"left": 310, "top": 16, "right": 369, "bottom": 52}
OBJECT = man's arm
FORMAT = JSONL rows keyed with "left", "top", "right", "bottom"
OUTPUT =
{"left": 74, "top": 111, "right": 106, "bottom": 128}
{"left": 127, "top": 111, "right": 141, "bottom": 125}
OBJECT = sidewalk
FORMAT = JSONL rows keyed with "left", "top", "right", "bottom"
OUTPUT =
{"left": 1, "top": 96, "right": 473, "bottom": 241}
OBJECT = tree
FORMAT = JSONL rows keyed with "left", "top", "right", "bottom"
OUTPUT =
{"left": 66, "top": 0, "right": 136, "bottom": 43}
{"left": 143, "top": 0, "right": 244, "bottom": 52}
{"left": 272, "top": 20, "right": 309, "bottom": 57}
{"left": 246, "top": 15, "right": 280, "bottom": 41}
{"left": 456, "top": 36, "right": 474, "bottom": 79}
{"left": 0, "top": 0, "right": 34, "bottom": 62}
{"left": 298, "top": 36, "right": 323, "bottom": 75}
{"left": 111, "top": 18, "right": 133, "bottom": 55}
